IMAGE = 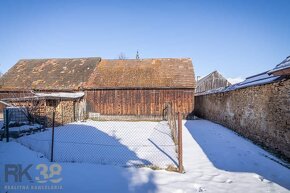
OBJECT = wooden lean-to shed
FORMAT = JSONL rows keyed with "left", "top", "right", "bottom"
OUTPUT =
{"left": 0, "top": 57, "right": 99, "bottom": 121}
{"left": 1, "top": 92, "right": 85, "bottom": 126}
{"left": 0, "top": 57, "right": 196, "bottom": 120}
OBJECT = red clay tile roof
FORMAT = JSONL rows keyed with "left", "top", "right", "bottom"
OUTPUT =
{"left": 0, "top": 57, "right": 195, "bottom": 90}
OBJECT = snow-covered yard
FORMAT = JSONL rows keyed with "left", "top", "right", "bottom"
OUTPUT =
{"left": 16, "top": 121, "right": 178, "bottom": 168}
{"left": 0, "top": 119, "right": 289, "bottom": 193}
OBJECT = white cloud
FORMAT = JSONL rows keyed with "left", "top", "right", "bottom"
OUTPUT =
{"left": 227, "top": 77, "right": 244, "bottom": 84}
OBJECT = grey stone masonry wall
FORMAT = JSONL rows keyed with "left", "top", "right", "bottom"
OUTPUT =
{"left": 194, "top": 78, "right": 290, "bottom": 160}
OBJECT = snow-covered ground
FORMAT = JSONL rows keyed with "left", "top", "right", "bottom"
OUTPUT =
{"left": 16, "top": 121, "right": 177, "bottom": 168}
{"left": 9, "top": 123, "right": 42, "bottom": 132}
{"left": 0, "top": 119, "right": 289, "bottom": 193}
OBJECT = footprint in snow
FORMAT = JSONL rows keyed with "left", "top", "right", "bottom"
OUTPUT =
{"left": 253, "top": 174, "right": 264, "bottom": 182}
{"left": 193, "top": 184, "right": 206, "bottom": 192}
{"left": 172, "top": 189, "right": 185, "bottom": 193}
{"left": 253, "top": 175, "right": 272, "bottom": 184}
{"left": 226, "top": 179, "right": 233, "bottom": 184}
{"left": 212, "top": 175, "right": 232, "bottom": 184}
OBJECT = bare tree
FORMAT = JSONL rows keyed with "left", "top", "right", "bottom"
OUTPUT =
{"left": 118, "top": 52, "right": 127, "bottom": 60}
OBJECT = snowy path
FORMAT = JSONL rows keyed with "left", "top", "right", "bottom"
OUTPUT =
{"left": 0, "top": 119, "right": 289, "bottom": 193}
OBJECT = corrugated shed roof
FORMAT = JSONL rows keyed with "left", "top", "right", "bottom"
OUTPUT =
{"left": 1, "top": 92, "right": 84, "bottom": 102}
{"left": 34, "top": 92, "right": 85, "bottom": 99}
{"left": 0, "top": 57, "right": 195, "bottom": 90}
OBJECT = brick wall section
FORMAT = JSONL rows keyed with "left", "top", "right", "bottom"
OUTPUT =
{"left": 194, "top": 78, "right": 290, "bottom": 160}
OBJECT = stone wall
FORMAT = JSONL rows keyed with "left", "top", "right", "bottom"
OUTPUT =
{"left": 194, "top": 78, "right": 290, "bottom": 160}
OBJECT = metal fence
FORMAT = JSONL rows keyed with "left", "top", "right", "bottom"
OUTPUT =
{"left": 0, "top": 107, "right": 45, "bottom": 141}
{"left": 163, "top": 102, "right": 183, "bottom": 172}
{"left": 2, "top": 104, "right": 184, "bottom": 172}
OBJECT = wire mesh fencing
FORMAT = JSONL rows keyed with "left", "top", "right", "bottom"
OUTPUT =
{"left": 5, "top": 104, "right": 183, "bottom": 172}
{"left": 0, "top": 107, "right": 45, "bottom": 141}
{"left": 163, "top": 102, "right": 183, "bottom": 172}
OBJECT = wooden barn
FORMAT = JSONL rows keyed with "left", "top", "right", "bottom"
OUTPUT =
{"left": 0, "top": 57, "right": 196, "bottom": 120}
{"left": 195, "top": 70, "right": 231, "bottom": 94}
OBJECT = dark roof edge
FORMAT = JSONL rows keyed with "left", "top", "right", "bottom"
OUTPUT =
{"left": 0, "top": 87, "right": 196, "bottom": 92}
{"left": 245, "top": 71, "right": 269, "bottom": 79}
{"left": 17, "top": 57, "right": 102, "bottom": 62}
{"left": 102, "top": 58, "right": 192, "bottom": 61}
{"left": 84, "top": 87, "right": 195, "bottom": 90}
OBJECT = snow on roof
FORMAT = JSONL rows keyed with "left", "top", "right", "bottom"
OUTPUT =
{"left": 269, "top": 55, "right": 290, "bottom": 74}
{"left": 0, "top": 100, "right": 13, "bottom": 107}
{"left": 1, "top": 92, "right": 85, "bottom": 102}
{"left": 196, "top": 55, "right": 290, "bottom": 96}
{"left": 196, "top": 71, "right": 282, "bottom": 96}
{"left": 225, "top": 71, "right": 281, "bottom": 91}
{"left": 34, "top": 92, "right": 85, "bottom": 99}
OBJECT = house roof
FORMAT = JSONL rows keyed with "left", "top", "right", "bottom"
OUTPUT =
{"left": 0, "top": 57, "right": 195, "bottom": 90}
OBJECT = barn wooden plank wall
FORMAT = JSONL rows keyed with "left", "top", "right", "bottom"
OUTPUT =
{"left": 85, "top": 89, "right": 194, "bottom": 116}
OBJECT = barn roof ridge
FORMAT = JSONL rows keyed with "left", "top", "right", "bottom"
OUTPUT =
{"left": 18, "top": 56, "right": 102, "bottom": 61}
{"left": 1, "top": 57, "right": 196, "bottom": 90}
{"left": 102, "top": 58, "right": 192, "bottom": 61}
{"left": 197, "top": 70, "right": 223, "bottom": 84}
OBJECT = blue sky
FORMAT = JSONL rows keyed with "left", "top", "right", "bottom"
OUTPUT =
{"left": 0, "top": 0, "right": 289, "bottom": 82}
